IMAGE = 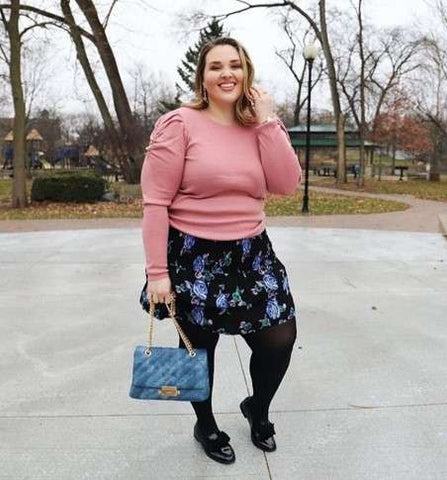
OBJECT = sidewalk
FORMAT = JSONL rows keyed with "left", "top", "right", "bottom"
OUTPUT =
{"left": 1, "top": 225, "right": 446, "bottom": 479}
{"left": 269, "top": 186, "right": 447, "bottom": 234}
{"left": 1, "top": 186, "right": 445, "bottom": 234}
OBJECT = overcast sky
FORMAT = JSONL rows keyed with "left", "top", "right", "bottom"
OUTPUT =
{"left": 1, "top": 0, "right": 432, "bottom": 117}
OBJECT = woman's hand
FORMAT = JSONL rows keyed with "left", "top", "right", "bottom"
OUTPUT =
{"left": 146, "top": 277, "right": 173, "bottom": 305}
{"left": 249, "top": 85, "right": 275, "bottom": 123}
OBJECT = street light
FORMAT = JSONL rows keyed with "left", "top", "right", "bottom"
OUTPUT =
{"left": 301, "top": 42, "right": 319, "bottom": 214}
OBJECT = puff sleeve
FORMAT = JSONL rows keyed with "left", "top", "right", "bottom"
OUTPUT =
{"left": 140, "top": 110, "right": 187, "bottom": 281}
{"left": 255, "top": 116, "right": 302, "bottom": 195}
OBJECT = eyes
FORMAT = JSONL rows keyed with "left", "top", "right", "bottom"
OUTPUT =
{"left": 209, "top": 64, "right": 242, "bottom": 70}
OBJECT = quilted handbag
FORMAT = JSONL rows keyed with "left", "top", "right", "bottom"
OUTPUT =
{"left": 129, "top": 292, "right": 210, "bottom": 401}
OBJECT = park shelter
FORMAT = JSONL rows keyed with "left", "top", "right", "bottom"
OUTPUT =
{"left": 2, "top": 128, "right": 44, "bottom": 168}
{"left": 287, "top": 124, "right": 377, "bottom": 173}
{"left": 4, "top": 128, "right": 44, "bottom": 142}
{"left": 84, "top": 145, "right": 100, "bottom": 158}
{"left": 26, "top": 128, "right": 44, "bottom": 142}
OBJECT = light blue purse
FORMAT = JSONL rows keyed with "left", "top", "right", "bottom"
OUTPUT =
{"left": 129, "top": 293, "right": 210, "bottom": 401}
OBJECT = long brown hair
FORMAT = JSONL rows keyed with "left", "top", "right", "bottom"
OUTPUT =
{"left": 181, "top": 37, "right": 257, "bottom": 127}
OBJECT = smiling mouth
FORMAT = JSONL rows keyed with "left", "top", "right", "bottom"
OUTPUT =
{"left": 219, "top": 83, "right": 237, "bottom": 91}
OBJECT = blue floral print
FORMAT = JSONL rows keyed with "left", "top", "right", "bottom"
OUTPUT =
{"left": 216, "top": 292, "right": 229, "bottom": 311}
{"left": 190, "top": 305, "right": 206, "bottom": 326}
{"left": 252, "top": 252, "right": 262, "bottom": 272}
{"left": 180, "top": 234, "right": 196, "bottom": 255}
{"left": 192, "top": 279, "right": 208, "bottom": 300}
{"left": 263, "top": 273, "right": 279, "bottom": 291}
{"left": 266, "top": 298, "right": 281, "bottom": 319}
{"left": 139, "top": 225, "right": 297, "bottom": 335}
{"left": 193, "top": 255, "right": 205, "bottom": 274}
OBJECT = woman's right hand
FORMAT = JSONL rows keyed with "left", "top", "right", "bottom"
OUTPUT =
{"left": 146, "top": 277, "right": 174, "bottom": 305}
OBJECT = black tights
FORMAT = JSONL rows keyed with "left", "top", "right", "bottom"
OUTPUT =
{"left": 177, "top": 318, "right": 297, "bottom": 434}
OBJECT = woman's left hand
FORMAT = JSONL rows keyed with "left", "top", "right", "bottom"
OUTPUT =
{"left": 249, "top": 85, "right": 275, "bottom": 123}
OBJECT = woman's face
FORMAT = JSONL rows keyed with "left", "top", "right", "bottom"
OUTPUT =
{"left": 202, "top": 45, "right": 244, "bottom": 107}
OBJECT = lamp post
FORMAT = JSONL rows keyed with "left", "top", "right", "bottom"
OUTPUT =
{"left": 302, "top": 43, "right": 319, "bottom": 214}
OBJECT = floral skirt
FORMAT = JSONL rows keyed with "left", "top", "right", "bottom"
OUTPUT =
{"left": 139, "top": 225, "right": 297, "bottom": 336}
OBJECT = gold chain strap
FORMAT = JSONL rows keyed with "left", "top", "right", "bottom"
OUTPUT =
{"left": 146, "top": 292, "right": 197, "bottom": 358}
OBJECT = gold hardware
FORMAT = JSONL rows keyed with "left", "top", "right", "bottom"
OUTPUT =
{"left": 148, "top": 292, "right": 197, "bottom": 357}
{"left": 159, "top": 386, "right": 180, "bottom": 396}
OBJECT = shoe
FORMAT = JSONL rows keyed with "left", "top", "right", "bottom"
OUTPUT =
{"left": 240, "top": 396, "right": 277, "bottom": 452}
{"left": 193, "top": 421, "right": 236, "bottom": 464}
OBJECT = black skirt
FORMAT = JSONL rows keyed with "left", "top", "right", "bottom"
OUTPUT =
{"left": 140, "top": 225, "right": 297, "bottom": 336}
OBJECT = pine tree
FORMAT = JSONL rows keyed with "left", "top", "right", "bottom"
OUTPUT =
{"left": 158, "top": 18, "right": 226, "bottom": 113}
{"left": 177, "top": 18, "right": 226, "bottom": 94}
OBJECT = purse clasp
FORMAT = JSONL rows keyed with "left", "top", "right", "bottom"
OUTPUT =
{"left": 159, "top": 386, "right": 180, "bottom": 397}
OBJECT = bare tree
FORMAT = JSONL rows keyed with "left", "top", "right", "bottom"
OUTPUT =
{"left": 74, "top": 0, "right": 140, "bottom": 183}
{"left": 215, "top": 0, "right": 348, "bottom": 183}
{"left": 332, "top": 4, "right": 421, "bottom": 183}
{"left": 368, "top": 28, "right": 421, "bottom": 135}
{"left": 274, "top": 10, "right": 324, "bottom": 126}
{"left": 355, "top": 0, "right": 367, "bottom": 187}
{"left": 412, "top": 35, "right": 447, "bottom": 181}
{"left": 0, "top": 1, "right": 142, "bottom": 183}
{"left": 1, "top": 1, "right": 28, "bottom": 208}
{"left": 60, "top": 0, "right": 124, "bottom": 174}
{"left": 129, "top": 65, "right": 175, "bottom": 131}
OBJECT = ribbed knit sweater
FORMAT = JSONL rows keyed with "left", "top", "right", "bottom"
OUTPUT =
{"left": 141, "top": 106, "right": 302, "bottom": 281}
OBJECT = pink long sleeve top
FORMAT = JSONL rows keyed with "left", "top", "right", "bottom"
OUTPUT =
{"left": 141, "top": 106, "right": 302, "bottom": 281}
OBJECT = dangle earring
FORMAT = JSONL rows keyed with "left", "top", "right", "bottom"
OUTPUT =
{"left": 202, "top": 86, "right": 209, "bottom": 104}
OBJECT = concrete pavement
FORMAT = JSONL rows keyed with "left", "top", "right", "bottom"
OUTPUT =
{"left": 1, "top": 226, "right": 447, "bottom": 479}
{"left": 1, "top": 186, "right": 446, "bottom": 235}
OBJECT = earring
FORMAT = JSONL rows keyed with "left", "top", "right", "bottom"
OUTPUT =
{"left": 202, "top": 87, "right": 208, "bottom": 103}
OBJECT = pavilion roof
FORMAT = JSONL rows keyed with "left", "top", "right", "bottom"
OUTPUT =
{"left": 84, "top": 145, "right": 100, "bottom": 156}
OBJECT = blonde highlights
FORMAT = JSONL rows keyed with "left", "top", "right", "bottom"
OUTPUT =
{"left": 181, "top": 37, "right": 257, "bottom": 127}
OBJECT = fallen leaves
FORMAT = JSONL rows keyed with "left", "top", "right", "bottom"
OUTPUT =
{"left": 310, "top": 177, "right": 447, "bottom": 202}
{"left": 0, "top": 179, "right": 410, "bottom": 220}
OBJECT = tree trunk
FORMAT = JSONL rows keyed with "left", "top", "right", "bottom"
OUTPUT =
{"left": 60, "top": 0, "right": 125, "bottom": 173}
{"left": 391, "top": 136, "right": 397, "bottom": 174}
{"left": 6, "top": 0, "right": 28, "bottom": 208}
{"left": 337, "top": 113, "right": 347, "bottom": 182}
{"left": 293, "top": 63, "right": 307, "bottom": 126}
{"left": 357, "top": 0, "right": 366, "bottom": 187}
{"left": 319, "top": 0, "right": 346, "bottom": 184}
{"left": 294, "top": 89, "right": 301, "bottom": 126}
{"left": 75, "top": 0, "right": 141, "bottom": 183}
{"left": 429, "top": 138, "right": 442, "bottom": 182}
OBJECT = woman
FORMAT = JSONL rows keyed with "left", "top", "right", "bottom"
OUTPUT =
{"left": 140, "top": 36, "right": 302, "bottom": 465}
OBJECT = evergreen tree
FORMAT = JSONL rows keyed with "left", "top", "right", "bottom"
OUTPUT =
{"left": 158, "top": 18, "right": 226, "bottom": 113}
{"left": 177, "top": 18, "right": 226, "bottom": 95}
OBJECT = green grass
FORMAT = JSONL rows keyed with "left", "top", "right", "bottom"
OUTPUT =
{"left": 265, "top": 190, "right": 408, "bottom": 216}
{"left": 0, "top": 178, "right": 13, "bottom": 201}
{"left": 309, "top": 176, "right": 447, "bottom": 202}
{"left": 0, "top": 178, "right": 409, "bottom": 220}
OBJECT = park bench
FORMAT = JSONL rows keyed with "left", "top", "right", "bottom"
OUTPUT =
{"left": 406, "top": 172, "right": 427, "bottom": 180}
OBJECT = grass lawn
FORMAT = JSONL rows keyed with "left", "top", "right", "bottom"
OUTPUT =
{"left": 0, "top": 178, "right": 409, "bottom": 220}
{"left": 309, "top": 176, "right": 447, "bottom": 202}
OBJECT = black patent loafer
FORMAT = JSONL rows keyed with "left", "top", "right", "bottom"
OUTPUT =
{"left": 193, "top": 422, "right": 236, "bottom": 464}
{"left": 240, "top": 396, "right": 277, "bottom": 452}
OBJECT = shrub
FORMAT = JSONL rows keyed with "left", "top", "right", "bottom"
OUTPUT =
{"left": 31, "top": 172, "right": 106, "bottom": 203}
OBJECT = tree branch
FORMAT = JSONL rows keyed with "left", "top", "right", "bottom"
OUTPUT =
{"left": 214, "top": 0, "right": 323, "bottom": 42}
{"left": 0, "top": 3, "right": 96, "bottom": 43}
{"left": 20, "top": 21, "right": 55, "bottom": 38}
{"left": 103, "top": 0, "right": 119, "bottom": 29}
